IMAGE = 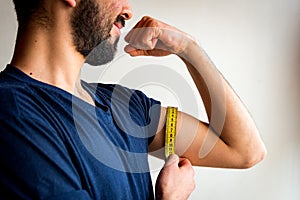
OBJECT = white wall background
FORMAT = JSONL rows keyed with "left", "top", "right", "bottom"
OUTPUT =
{"left": 1, "top": 0, "right": 300, "bottom": 199}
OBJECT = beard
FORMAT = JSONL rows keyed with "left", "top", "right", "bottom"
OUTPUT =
{"left": 71, "top": 0, "right": 120, "bottom": 66}
{"left": 85, "top": 36, "right": 120, "bottom": 66}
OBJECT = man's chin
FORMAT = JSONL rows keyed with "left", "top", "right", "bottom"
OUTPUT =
{"left": 85, "top": 49, "right": 116, "bottom": 66}
{"left": 85, "top": 37, "right": 119, "bottom": 66}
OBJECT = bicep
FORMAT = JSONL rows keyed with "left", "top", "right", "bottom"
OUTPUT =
{"left": 149, "top": 108, "right": 242, "bottom": 168}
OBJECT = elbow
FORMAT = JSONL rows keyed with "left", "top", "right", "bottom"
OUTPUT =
{"left": 239, "top": 145, "right": 267, "bottom": 169}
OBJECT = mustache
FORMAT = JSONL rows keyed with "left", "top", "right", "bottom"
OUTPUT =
{"left": 115, "top": 15, "right": 126, "bottom": 28}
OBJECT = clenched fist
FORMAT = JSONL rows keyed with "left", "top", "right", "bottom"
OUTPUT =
{"left": 124, "top": 16, "right": 196, "bottom": 57}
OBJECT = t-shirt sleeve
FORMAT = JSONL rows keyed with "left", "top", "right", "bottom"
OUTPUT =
{"left": 96, "top": 84, "right": 162, "bottom": 145}
{"left": 0, "top": 116, "right": 91, "bottom": 199}
{"left": 129, "top": 89, "right": 162, "bottom": 145}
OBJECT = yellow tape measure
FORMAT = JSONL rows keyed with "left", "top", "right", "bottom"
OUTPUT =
{"left": 165, "top": 107, "right": 178, "bottom": 159}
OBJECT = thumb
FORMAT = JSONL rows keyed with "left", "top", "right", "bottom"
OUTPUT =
{"left": 124, "top": 45, "right": 146, "bottom": 57}
{"left": 164, "top": 154, "right": 179, "bottom": 168}
{"left": 124, "top": 44, "right": 171, "bottom": 57}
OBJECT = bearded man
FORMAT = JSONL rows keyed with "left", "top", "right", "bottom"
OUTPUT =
{"left": 0, "top": 0, "right": 266, "bottom": 199}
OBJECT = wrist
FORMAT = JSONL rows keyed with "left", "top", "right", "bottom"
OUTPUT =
{"left": 155, "top": 184, "right": 173, "bottom": 200}
{"left": 177, "top": 35, "right": 200, "bottom": 58}
{"left": 155, "top": 192, "right": 173, "bottom": 200}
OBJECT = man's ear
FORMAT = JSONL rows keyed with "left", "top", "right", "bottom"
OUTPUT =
{"left": 64, "top": 0, "right": 77, "bottom": 8}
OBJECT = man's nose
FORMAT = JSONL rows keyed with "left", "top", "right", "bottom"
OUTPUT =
{"left": 120, "top": 3, "right": 133, "bottom": 20}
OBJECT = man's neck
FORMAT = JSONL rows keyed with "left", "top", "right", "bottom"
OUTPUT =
{"left": 12, "top": 24, "right": 84, "bottom": 88}
{"left": 10, "top": 25, "right": 95, "bottom": 106}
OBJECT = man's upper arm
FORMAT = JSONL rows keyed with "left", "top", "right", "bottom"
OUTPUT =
{"left": 149, "top": 107, "right": 243, "bottom": 168}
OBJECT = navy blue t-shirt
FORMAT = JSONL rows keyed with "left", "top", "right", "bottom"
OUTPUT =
{"left": 0, "top": 65, "right": 161, "bottom": 199}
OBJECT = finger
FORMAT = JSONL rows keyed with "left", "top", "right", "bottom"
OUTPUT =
{"left": 125, "top": 16, "right": 154, "bottom": 42}
{"left": 124, "top": 17, "right": 147, "bottom": 43}
{"left": 125, "top": 17, "right": 161, "bottom": 50}
{"left": 124, "top": 45, "right": 137, "bottom": 54}
{"left": 125, "top": 17, "right": 150, "bottom": 43}
{"left": 124, "top": 45, "right": 148, "bottom": 57}
{"left": 126, "top": 28, "right": 160, "bottom": 50}
{"left": 178, "top": 158, "right": 195, "bottom": 175}
{"left": 179, "top": 158, "right": 195, "bottom": 177}
{"left": 126, "top": 49, "right": 148, "bottom": 57}
{"left": 124, "top": 45, "right": 171, "bottom": 57}
{"left": 178, "top": 158, "right": 192, "bottom": 168}
{"left": 125, "top": 27, "right": 136, "bottom": 44}
{"left": 164, "top": 154, "right": 179, "bottom": 168}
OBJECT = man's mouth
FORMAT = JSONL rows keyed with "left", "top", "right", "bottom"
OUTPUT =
{"left": 114, "top": 15, "right": 126, "bottom": 30}
{"left": 114, "top": 23, "right": 123, "bottom": 30}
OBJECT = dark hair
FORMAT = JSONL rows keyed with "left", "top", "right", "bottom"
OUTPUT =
{"left": 12, "top": 0, "right": 48, "bottom": 28}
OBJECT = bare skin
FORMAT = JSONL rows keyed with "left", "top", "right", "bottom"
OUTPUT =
{"left": 125, "top": 16, "right": 266, "bottom": 169}
{"left": 10, "top": 0, "right": 266, "bottom": 199}
{"left": 11, "top": 0, "right": 132, "bottom": 106}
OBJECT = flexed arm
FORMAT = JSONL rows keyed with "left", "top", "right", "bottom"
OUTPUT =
{"left": 125, "top": 16, "right": 266, "bottom": 169}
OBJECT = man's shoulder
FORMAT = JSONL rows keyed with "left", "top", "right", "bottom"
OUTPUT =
{"left": 88, "top": 82, "right": 152, "bottom": 101}
{"left": 0, "top": 81, "right": 57, "bottom": 119}
{"left": 84, "top": 82, "right": 135, "bottom": 102}
{"left": 0, "top": 67, "right": 36, "bottom": 112}
{"left": 0, "top": 83, "right": 29, "bottom": 117}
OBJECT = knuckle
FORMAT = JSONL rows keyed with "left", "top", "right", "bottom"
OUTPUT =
{"left": 142, "top": 16, "right": 152, "bottom": 21}
{"left": 141, "top": 38, "right": 149, "bottom": 45}
{"left": 124, "top": 35, "right": 130, "bottom": 43}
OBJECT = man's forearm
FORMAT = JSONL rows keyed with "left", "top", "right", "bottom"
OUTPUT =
{"left": 178, "top": 41, "right": 266, "bottom": 166}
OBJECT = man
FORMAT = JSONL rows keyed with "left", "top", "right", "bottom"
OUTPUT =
{"left": 0, "top": 0, "right": 266, "bottom": 199}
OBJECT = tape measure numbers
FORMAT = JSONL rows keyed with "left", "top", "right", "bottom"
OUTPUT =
{"left": 165, "top": 107, "right": 178, "bottom": 159}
